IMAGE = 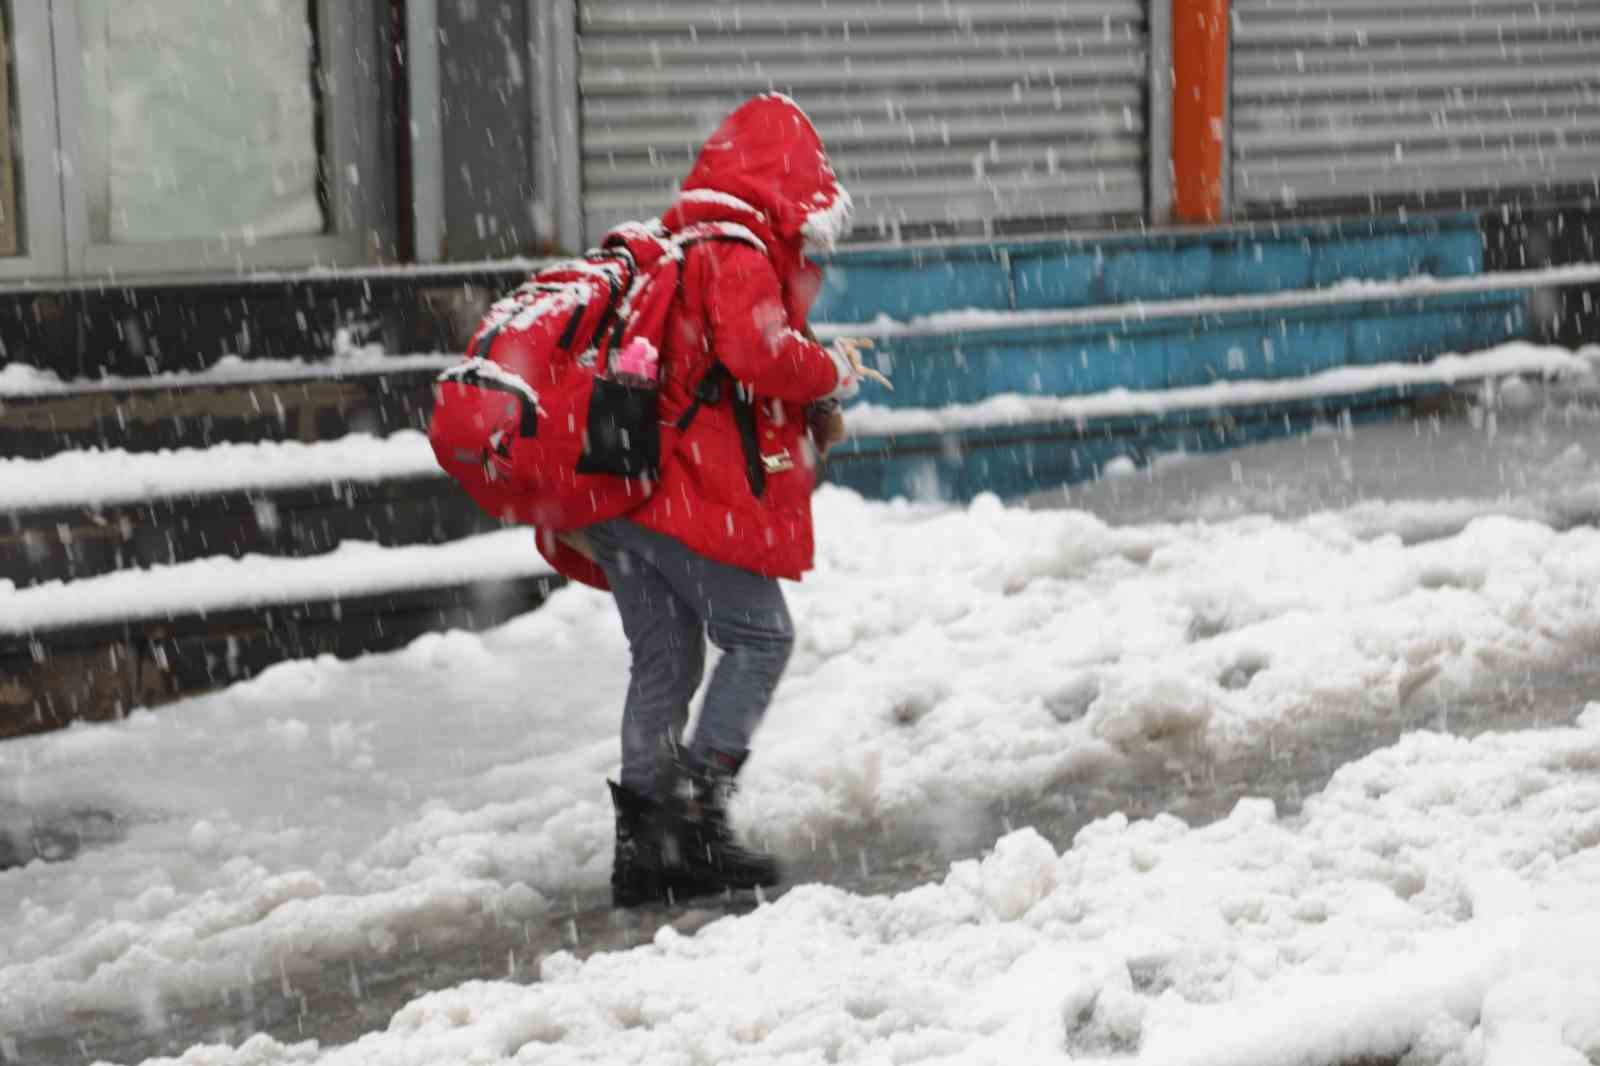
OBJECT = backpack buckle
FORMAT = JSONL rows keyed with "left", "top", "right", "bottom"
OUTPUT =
{"left": 694, "top": 372, "right": 723, "bottom": 405}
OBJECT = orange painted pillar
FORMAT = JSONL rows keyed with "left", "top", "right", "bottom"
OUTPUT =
{"left": 1171, "top": 0, "right": 1230, "bottom": 224}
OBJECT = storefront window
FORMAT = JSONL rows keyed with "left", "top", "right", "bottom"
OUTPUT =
{"left": 76, "top": 0, "right": 325, "bottom": 245}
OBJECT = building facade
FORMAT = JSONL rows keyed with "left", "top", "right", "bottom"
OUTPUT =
{"left": 0, "top": 0, "right": 1594, "bottom": 372}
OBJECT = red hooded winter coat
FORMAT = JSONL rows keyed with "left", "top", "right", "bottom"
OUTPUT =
{"left": 541, "top": 94, "right": 850, "bottom": 586}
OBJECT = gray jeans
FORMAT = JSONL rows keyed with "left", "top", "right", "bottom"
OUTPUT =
{"left": 583, "top": 518, "right": 795, "bottom": 798}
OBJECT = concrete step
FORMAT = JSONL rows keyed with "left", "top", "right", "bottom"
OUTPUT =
{"left": 1, "top": 471, "right": 495, "bottom": 589}
{"left": 827, "top": 341, "right": 1590, "bottom": 501}
{"left": 828, "top": 385, "right": 1422, "bottom": 502}
{"left": 0, "top": 529, "right": 563, "bottom": 738}
{"left": 0, "top": 432, "right": 492, "bottom": 588}
{"left": 10, "top": 340, "right": 1584, "bottom": 587}
{"left": 0, "top": 357, "right": 450, "bottom": 458}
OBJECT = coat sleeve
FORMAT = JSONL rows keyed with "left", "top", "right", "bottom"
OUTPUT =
{"left": 702, "top": 244, "right": 842, "bottom": 404}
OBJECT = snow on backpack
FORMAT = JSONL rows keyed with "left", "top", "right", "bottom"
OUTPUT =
{"left": 427, "top": 220, "right": 762, "bottom": 531}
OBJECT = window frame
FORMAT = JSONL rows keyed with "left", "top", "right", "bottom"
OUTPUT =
{"left": 50, "top": 0, "right": 385, "bottom": 280}
{"left": 0, "top": 2, "right": 68, "bottom": 281}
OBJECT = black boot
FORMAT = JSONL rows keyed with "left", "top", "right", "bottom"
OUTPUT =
{"left": 672, "top": 749, "right": 781, "bottom": 894}
{"left": 608, "top": 780, "right": 682, "bottom": 908}
{"left": 609, "top": 762, "right": 781, "bottom": 908}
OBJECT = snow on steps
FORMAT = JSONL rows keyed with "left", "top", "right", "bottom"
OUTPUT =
{"left": 0, "top": 431, "right": 492, "bottom": 589}
{"left": 0, "top": 355, "right": 522, "bottom": 737}
{"left": 4, "top": 344, "right": 1588, "bottom": 589}
{"left": 842, "top": 341, "right": 1596, "bottom": 438}
{"left": 5, "top": 345, "right": 1581, "bottom": 511}
{"left": 1, "top": 331, "right": 1589, "bottom": 736}
{"left": 829, "top": 341, "right": 1598, "bottom": 501}
{"left": 0, "top": 529, "right": 562, "bottom": 739}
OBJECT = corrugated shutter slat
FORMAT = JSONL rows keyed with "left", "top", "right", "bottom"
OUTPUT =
{"left": 578, "top": 0, "right": 1150, "bottom": 241}
{"left": 1232, "top": 0, "right": 1600, "bottom": 210}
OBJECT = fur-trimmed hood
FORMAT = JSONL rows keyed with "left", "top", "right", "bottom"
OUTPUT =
{"left": 659, "top": 95, "right": 848, "bottom": 325}
{"left": 663, "top": 94, "right": 852, "bottom": 252}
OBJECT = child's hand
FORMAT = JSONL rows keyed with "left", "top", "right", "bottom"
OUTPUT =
{"left": 832, "top": 337, "right": 893, "bottom": 390}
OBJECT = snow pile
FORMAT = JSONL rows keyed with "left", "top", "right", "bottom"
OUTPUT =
{"left": 4, "top": 488, "right": 1600, "bottom": 1057}
{"left": 118, "top": 713, "right": 1600, "bottom": 1065}
{"left": 0, "top": 362, "right": 76, "bottom": 395}
{"left": 0, "top": 590, "right": 623, "bottom": 1036}
{"left": 776, "top": 491, "right": 1600, "bottom": 815}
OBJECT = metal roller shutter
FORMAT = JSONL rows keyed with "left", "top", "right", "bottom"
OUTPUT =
{"left": 1232, "top": 0, "right": 1600, "bottom": 213}
{"left": 578, "top": 1, "right": 1149, "bottom": 242}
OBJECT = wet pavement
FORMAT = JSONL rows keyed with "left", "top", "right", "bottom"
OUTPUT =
{"left": 9, "top": 388, "right": 1600, "bottom": 1065}
{"left": 1030, "top": 385, "right": 1600, "bottom": 536}
{"left": 0, "top": 807, "right": 124, "bottom": 872}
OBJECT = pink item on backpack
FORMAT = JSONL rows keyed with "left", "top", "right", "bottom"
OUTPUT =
{"left": 612, "top": 337, "right": 660, "bottom": 384}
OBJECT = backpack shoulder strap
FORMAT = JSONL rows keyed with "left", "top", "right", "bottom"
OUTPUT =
{"left": 666, "top": 222, "right": 774, "bottom": 499}
{"left": 664, "top": 219, "right": 768, "bottom": 423}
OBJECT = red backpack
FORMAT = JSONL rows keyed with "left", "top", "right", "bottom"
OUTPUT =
{"left": 428, "top": 220, "right": 761, "bottom": 531}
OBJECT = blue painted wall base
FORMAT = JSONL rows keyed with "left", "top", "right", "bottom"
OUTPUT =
{"left": 811, "top": 210, "right": 1531, "bottom": 504}
{"left": 825, "top": 391, "right": 1430, "bottom": 504}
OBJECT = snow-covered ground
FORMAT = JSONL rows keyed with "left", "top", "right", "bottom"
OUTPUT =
{"left": 118, "top": 717, "right": 1600, "bottom": 1066}
{"left": 6, "top": 396, "right": 1600, "bottom": 1065}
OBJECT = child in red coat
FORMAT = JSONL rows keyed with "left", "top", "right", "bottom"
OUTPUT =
{"left": 568, "top": 94, "right": 884, "bottom": 905}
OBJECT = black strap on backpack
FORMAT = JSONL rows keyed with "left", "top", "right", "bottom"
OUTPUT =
{"left": 663, "top": 233, "right": 773, "bottom": 500}
{"left": 673, "top": 363, "right": 767, "bottom": 499}
{"left": 673, "top": 366, "right": 723, "bottom": 434}
{"left": 727, "top": 379, "right": 767, "bottom": 499}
